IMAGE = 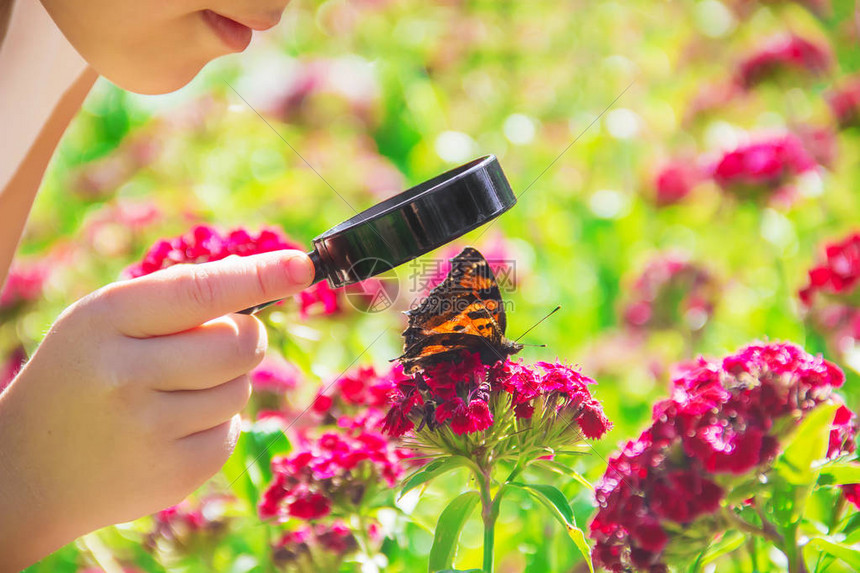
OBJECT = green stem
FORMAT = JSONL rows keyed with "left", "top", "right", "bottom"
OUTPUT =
{"left": 782, "top": 524, "right": 807, "bottom": 573}
{"left": 482, "top": 510, "right": 495, "bottom": 573}
{"left": 747, "top": 536, "right": 759, "bottom": 573}
{"left": 722, "top": 508, "right": 782, "bottom": 546}
{"left": 478, "top": 467, "right": 497, "bottom": 573}
{"left": 830, "top": 493, "right": 847, "bottom": 534}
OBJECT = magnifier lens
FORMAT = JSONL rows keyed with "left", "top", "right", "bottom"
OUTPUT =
{"left": 239, "top": 154, "right": 514, "bottom": 314}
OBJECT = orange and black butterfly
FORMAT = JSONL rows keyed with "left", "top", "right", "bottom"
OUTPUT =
{"left": 396, "top": 247, "right": 523, "bottom": 373}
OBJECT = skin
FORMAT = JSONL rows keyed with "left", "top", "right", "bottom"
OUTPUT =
{"left": 41, "top": 0, "right": 290, "bottom": 94}
{"left": 0, "top": 0, "right": 300, "bottom": 569}
{"left": 0, "top": 251, "right": 314, "bottom": 571}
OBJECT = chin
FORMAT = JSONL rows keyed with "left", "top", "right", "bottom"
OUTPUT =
{"left": 98, "top": 58, "right": 209, "bottom": 96}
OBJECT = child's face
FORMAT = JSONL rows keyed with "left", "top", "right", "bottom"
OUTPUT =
{"left": 42, "top": 0, "right": 290, "bottom": 94}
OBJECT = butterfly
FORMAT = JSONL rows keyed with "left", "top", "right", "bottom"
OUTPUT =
{"left": 396, "top": 247, "right": 523, "bottom": 374}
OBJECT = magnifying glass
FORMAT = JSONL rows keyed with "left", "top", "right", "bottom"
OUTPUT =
{"left": 239, "top": 154, "right": 516, "bottom": 315}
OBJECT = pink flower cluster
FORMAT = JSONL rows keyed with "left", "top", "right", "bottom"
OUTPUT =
{"left": 591, "top": 342, "right": 847, "bottom": 572}
{"left": 828, "top": 402, "right": 860, "bottom": 509}
{"left": 623, "top": 255, "right": 716, "bottom": 332}
{"left": 799, "top": 232, "right": 860, "bottom": 306}
{"left": 146, "top": 496, "right": 231, "bottom": 550}
{"left": 652, "top": 161, "right": 703, "bottom": 206}
{"left": 153, "top": 504, "right": 207, "bottom": 532}
{"left": 656, "top": 133, "right": 820, "bottom": 207}
{"left": 798, "top": 232, "right": 860, "bottom": 356}
{"left": 124, "top": 225, "right": 302, "bottom": 277}
{"left": 829, "top": 404, "right": 858, "bottom": 459}
{"left": 251, "top": 358, "right": 300, "bottom": 394}
{"left": 382, "top": 351, "right": 611, "bottom": 439}
{"left": 258, "top": 410, "right": 413, "bottom": 522}
{"left": 123, "top": 224, "right": 339, "bottom": 318}
{"left": 736, "top": 33, "right": 831, "bottom": 90}
{"left": 828, "top": 75, "right": 860, "bottom": 129}
{"left": 0, "top": 265, "right": 47, "bottom": 313}
{"left": 710, "top": 133, "right": 816, "bottom": 199}
{"left": 272, "top": 520, "right": 362, "bottom": 566}
{"left": 312, "top": 365, "right": 397, "bottom": 417}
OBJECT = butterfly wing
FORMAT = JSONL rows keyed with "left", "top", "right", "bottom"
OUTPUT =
{"left": 404, "top": 247, "right": 506, "bottom": 340}
{"left": 397, "top": 247, "right": 516, "bottom": 372}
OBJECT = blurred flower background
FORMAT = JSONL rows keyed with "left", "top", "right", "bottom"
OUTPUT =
{"left": 6, "top": 0, "right": 860, "bottom": 571}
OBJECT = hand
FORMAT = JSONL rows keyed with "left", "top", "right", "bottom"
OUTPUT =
{"left": 0, "top": 250, "right": 314, "bottom": 571}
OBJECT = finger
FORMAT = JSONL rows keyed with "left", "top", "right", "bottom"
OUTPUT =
{"left": 160, "top": 376, "right": 252, "bottom": 438}
{"left": 174, "top": 415, "right": 243, "bottom": 488}
{"left": 135, "top": 314, "right": 266, "bottom": 391}
{"left": 103, "top": 250, "right": 314, "bottom": 338}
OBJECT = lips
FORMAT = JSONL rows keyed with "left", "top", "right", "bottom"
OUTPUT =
{"left": 202, "top": 10, "right": 257, "bottom": 52}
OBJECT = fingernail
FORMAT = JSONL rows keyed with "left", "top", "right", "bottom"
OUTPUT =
{"left": 287, "top": 252, "right": 314, "bottom": 287}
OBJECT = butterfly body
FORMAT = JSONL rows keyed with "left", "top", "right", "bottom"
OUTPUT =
{"left": 397, "top": 247, "right": 523, "bottom": 373}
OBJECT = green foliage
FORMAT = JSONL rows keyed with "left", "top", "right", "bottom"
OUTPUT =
{"left": 428, "top": 492, "right": 480, "bottom": 572}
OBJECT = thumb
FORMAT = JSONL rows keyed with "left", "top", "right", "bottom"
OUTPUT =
{"left": 103, "top": 250, "right": 314, "bottom": 338}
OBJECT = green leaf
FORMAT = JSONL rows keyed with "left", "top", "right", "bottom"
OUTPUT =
{"left": 777, "top": 403, "right": 839, "bottom": 486}
{"left": 400, "top": 456, "right": 470, "bottom": 499}
{"left": 771, "top": 475, "right": 804, "bottom": 529}
{"left": 838, "top": 512, "right": 860, "bottom": 539}
{"left": 222, "top": 431, "right": 259, "bottom": 507}
{"left": 533, "top": 460, "right": 595, "bottom": 492}
{"left": 428, "top": 491, "right": 480, "bottom": 573}
{"left": 804, "top": 537, "right": 860, "bottom": 569}
{"left": 567, "top": 525, "right": 594, "bottom": 573}
{"left": 507, "top": 483, "right": 594, "bottom": 571}
{"left": 696, "top": 530, "right": 746, "bottom": 568}
{"left": 246, "top": 420, "right": 292, "bottom": 486}
{"left": 509, "top": 482, "right": 576, "bottom": 527}
{"left": 818, "top": 462, "right": 860, "bottom": 486}
{"left": 435, "top": 570, "right": 484, "bottom": 573}
{"left": 222, "top": 423, "right": 292, "bottom": 508}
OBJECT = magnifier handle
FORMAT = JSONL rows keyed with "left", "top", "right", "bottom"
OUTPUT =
{"left": 236, "top": 249, "right": 324, "bottom": 315}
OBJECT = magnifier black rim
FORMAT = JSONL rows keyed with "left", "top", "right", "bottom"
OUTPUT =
{"left": 315, "top": 154, "right": 497, "bottom": 241}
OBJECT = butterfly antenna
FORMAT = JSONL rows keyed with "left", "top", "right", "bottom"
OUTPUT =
{"left": 514, "top": 305, "right": 561, "bottom": 342}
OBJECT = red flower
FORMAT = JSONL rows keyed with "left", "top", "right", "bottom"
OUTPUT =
{"left": 799, "top": 232, "right": 860, "bottom": 306}
{"left": 123, "top": 225, "right": 340, "bottom": 317}
{"left": 577, "top": 398, "right": 613, "bottom": 439}
{"left": 591, "top": 341, "right": 845, "bottom": 572}
{"left": 828, "top": 75, "right": 860, "bottom": 129}
{"left": 652, "top": 161, "right": 702, "bottom": 206}
{"left": 451, "top": 399, "right": 494, "bottom": 435}
{"left": 829, "top": 404, "right": 858, "bottom": 458}
{"left": 312, "top": 393, "right": 334, "bottom": 414}
{"left": 272, "top": 519, "right": 361, "bottom": 566}
{"left": 736, "top": 33, "right": 831, "bottom": 89}
{"left": 288, "top": 493, "right": 332, "bottom": 520}
{"left": 298, "top": 282, "right": 340, "bottom": 319}
{"left": 384, "top": 352, "right": 610, "bottom": 439}
{"left": 632, "top": 519, "right": 668, "bottom": 552}
{"left": 710, "top": 133, "right": 816, "bottom": 200}
{"left": 623, "top": 255, "right": 717, "bottom": 332}
{"left": 250, "top": 358, "right": 299, "bottom": 393}
{"left": 0, "top": 264, "right": 47, "bottom": 312}
{"left": 844, "top": 484, "right": 860, "bottom": 508}
{"left": 146, "top": 496, "right": 231, "bottom": 550}
{"left": 259, "top": 411, "right": 412, "bottom": 522}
